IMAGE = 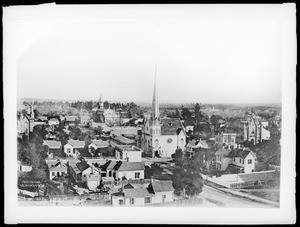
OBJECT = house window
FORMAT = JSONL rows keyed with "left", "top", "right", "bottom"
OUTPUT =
{"left": 144, "top": 197, "right": 151, "bottom": 204}
{"left": 162, "top": 194, "right": 166, "bottom": 202}
{"left": 130, "top": 198, "right": 134, "bottom": 205}
{"left": 52, "top": 172, "right": 55, "bottom": 176}
{"left": 67, "top": 148, "right": 71, "bottom": 153}
{"left": 242, "top": 159, "right": 244, "bottom": 164}
{"left": 109, "top": 171, "right": 112, "bottom": 177}
{"left": 180, "top": 139, "right": 184, "bottom": 147}
{"left": 248, "top": 159, "right": 252, "bottom": 164}
{"left": 119, "top": 199, "right": 124, "bottom": 205}
{"left": 155, "top": 139, "right": 159, "bottom": 148}
{"left": 135, "top": 172, "right": 140, "bottom": 179}
{"left": 239, "top": 159, "right": 241, "bottom": 163}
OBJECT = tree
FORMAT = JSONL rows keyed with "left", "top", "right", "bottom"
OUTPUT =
{"left": 171, "top": 147, "right": 204, "bottom": 197}
{"left": 171, "top": 147, "right": 184, "bottom": 168}
{"left": 144, "top": 163, "right": 164, "bottom": 179}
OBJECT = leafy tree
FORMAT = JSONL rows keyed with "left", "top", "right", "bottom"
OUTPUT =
{"left": 144, "top": 163, "right": 163, "bottom": 179}
{"left": 171, "top": 147, "right": 184, "bottom": 168}
{"left": 171, "top": 147, "right": 204, "bottom": 197}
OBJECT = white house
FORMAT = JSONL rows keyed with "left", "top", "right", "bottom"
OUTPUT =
{"left": 215, "top": 147, "right": 257, "bottom": 174}
{"left": 186, "top": 139, "right": 209, "bottom": 152}
{"left": 111, "top": 180, "right": 174, "bottom": 206}
{"left": 46, "top": 160, "right": 68, "bottom": 180}
{"left": 215, "top": 133, "right": 237, "bottom": 146}
{"left": 86, "top": 174, "right": 101, "bottom": 191}
{"left": 101, "top": 160, "right": 145, "bottom": 180}
{"left": 69, "top": 160, "right": 101, "bottom": 185}
{"left": 48, "top": 118, "right": 60, "bottom": 126}
{"left": 17, "top": 160, "right": 32, "bottom": 172}
{"left": 115, "top": 145, "right": 143, "bottom": 162}
{"left": 227, "top": 148, "right": 257, "bottom": 174}
{"left": 88, "top": 139, "right": 110, "bottom": 155}
{"left": 215, "top": 148, "right": 232, "bottom": 171}
{"left": 64, "top": 140, "right": 85, "bottom": 157}
{"left": 43, "top": 140, "right": 62, "bottom": 156}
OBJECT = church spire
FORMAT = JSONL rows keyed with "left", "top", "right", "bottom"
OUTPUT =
{"left": 151, "top": 65, "right": 159, "bottom": 121}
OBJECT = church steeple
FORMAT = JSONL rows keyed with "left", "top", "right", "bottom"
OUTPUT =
{"left": 98, "top": 93, "right": 104, "bottom": 112}
{"left": 151, "top": 65, "right": 159, "bottom": 122}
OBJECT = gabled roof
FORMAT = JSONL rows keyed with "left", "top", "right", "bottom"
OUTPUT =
{"left": 76, "top": 161, "right": 91, "bottom": 172}
{"left": 49, "top": 163, "right": 68, "bottom": 172}
{"left": 101, "top": 160, "right": 118, "bottom": 171}
{"left": 91, "top": 139, "right": 109, "bottom": 148}
{"left": 160, "top": 118, "right": 185, "bottom": 136}
{"left": 123, "top": 188, "right": 154, "bottom": 198}
{"left": 228, "top": 148, "right": 255, "bottom": 159}
{"left": 187, "top": 140, "right": 208, "bottom": 149}
{"left": 67, "top": 140, "right": 85, "bottom": 148}
{"left": 43, "top": 140, "right": 61, "bottom": 149}
{"left": 151, "top": 180, "right": 174, "bottom": 193}
{"left": 113, "top": 161, "right": 145, "bottom": 171}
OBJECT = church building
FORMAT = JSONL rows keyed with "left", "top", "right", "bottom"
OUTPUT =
{"left": 140, "top": 67, "right": 186, "bottom": 158}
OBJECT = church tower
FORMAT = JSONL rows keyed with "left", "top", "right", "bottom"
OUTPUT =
{"left": 149, "top": 65, "right": 161, "bottom": 156}
{"left": 98, "top": 94, "right": 104, "bottom": 112}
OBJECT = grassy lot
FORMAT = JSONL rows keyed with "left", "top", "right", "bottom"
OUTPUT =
{"left": 239, "top": 189, "right": 280, "bottom": 202}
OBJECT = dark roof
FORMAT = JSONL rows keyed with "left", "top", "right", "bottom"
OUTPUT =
{"left": 114, "top": 161, "right": 145, "bottom": 171}
{"left": 225, "top": 164, "right": 244, "bottom": 174}
{"left": 228, "top": 148, "right": 254, "bottom": 159}
{"left": 123, "top": 183, "right": 135, "bottom": 189}
{"left": 160, "top": 118, "right": 185, "bottom": 135}
{"left": 151, "top": 180, "right": 174, "bottom": 193}
{"left": 76, "top": 161, "right": 90, "bottom": 172}
{"left": 101, "top": 160, "right": 118, "bottom": 171}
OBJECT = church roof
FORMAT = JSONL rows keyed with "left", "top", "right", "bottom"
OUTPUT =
{"left": 160, "top": 118, "right": 185, "bottom": 135}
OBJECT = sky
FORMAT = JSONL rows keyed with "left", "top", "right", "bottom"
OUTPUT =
{"left": 17, "top": 6, "right": 282, "bottom": 104}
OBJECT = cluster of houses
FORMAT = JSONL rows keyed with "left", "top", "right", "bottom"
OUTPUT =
{"left": 17, "top": 76, "right": 281, "bottom": 206}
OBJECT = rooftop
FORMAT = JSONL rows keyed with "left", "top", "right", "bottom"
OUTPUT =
{"left": 67, "top": 140, "right": 85, "bottom": 148}
{"left": 160, "top": 118, "right": 185, "bottom": 136}
{"left": 228, "top": 148, "right": 255, "bottom": 159}
{"left": 238, "top": 170, "right": 277, "bottom": 183}
{"left": 113, "top": 135, "right": 136, "bottom": 145}
{"left": 91, "top": 139, "right": 109, "bottom": 148}
{"left": 151, "top": 180, "right": 174, "bottom": 193}
{"left": 123, "top": 188, "right": 154, "bottom": 198}
{"left": 113, "top": 161, "right": 145, "bottom": 171}
{"left": 43, "top": 140, "right": 61, "bottom": 149}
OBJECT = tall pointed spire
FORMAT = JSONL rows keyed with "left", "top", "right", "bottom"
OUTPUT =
{"left": 151, "top": 64, "right": 159, "bottom": 121}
